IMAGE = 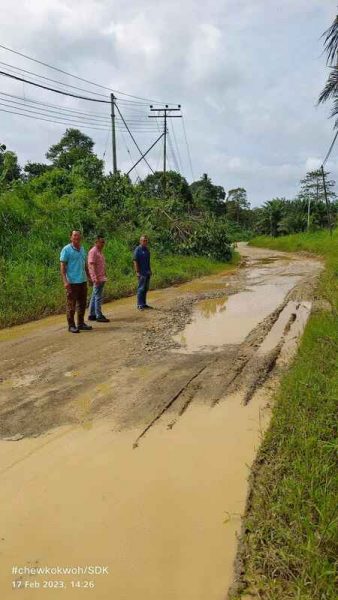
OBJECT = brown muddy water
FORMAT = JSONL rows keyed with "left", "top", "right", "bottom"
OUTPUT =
{"left": 173, "top": 255, "right": 311, "bottom": 353}
{"left": 0, "top": 244, "right": 322, "bottom": 599}
{"left": 0, "top": 393, "right": 270, "bottom": 600}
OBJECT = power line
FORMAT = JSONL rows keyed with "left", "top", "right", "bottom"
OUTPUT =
{"left": 119, "top": 129, "right": 141, "bottom": 180}
{"left": 0, "top": 96, "right": 111, "bottom": 124}
{"left": 155, "top": 137, "right": 163, "bottom": 171}
{"left": 0, "top": 69, "right": 110, "bottom": 103}
{"left": 0, "top": 91, "right": 160, "bottom": 130}
{"left": 0, "top": 90, "right": 109, "bottom": 118}
{"left": 168, "top": 132, "right": 180, "bottom": 172}
{"left": 170, "top": 119, "right": 183, "bottom": 172}
{"left": 0, "top": 61, "right": 109, "bottom": 99}
{"left": 115, "top": 103, "right": 154, "bottom": 173}
{"left": 102, "top": 126, "right": 111, "bottom": 159}
{"left": 0, "top": 44, "right": 177, "bottom": 104}
{"left": 182, "top": 115, "right": 194, "bottom": 181}
{"left": 0, "top": 108, "right": 159, "bottom": 136}
{"left": 0, "top": 106, "right": 111, "bottom": 131}
{"left": 322, "top": 128, "right": 338, "bottom": 166}
{"left": 0, "top": 100, "right": 158, "bottom": 133}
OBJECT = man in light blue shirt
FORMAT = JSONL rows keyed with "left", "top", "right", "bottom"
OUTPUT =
{"left": 60, "top": 230, "right": 93, "bottom": 333}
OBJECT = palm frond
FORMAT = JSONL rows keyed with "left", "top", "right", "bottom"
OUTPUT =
{"left": 318, "top": 66, "right": 338, "bottom": 104}
{"left": 330, "top": 96, "right": 338, "bottom": 119}
{"left": 322, "top": 15, "right": 338, "bottom": 65}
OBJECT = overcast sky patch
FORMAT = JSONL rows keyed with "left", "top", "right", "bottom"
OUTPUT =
{"left": 0, "top": 0, "right": 336, "bottom": 206}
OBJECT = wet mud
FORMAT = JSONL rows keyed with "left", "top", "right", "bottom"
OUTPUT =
{"left": 0, "top": 244, "right": 323, "bottom": 599}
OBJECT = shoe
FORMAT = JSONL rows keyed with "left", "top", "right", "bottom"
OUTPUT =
{"left": 88, "top": 315, "right": 96, "bottom": 321}
{"left": 68, "top": 326, "right": 80, "bottom": 333}
{"left": 96, "top": 316, "right": 110, "bottom": 323}
{"left": 137, "top": 306, "right": 145, "bottom": 310}
{"left": 144, "top": 305, "right": 153, "bottom": 309}
{"left": 77, "top": 323, "right": 93, "bottom": 331}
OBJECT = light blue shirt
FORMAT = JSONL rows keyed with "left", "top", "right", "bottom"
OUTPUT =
{"left": 60, "top": 244, "right": 87, "bottom": 284}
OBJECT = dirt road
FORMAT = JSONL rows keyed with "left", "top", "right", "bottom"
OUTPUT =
{"left": 0, "top": 244, "right": 322, "bottom": 599}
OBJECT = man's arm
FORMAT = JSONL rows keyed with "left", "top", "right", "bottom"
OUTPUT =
{"left": 133, "top": 248, "right": 140, "bottom": 276}
{"left": 60, "top": 262, "right": 70, "bottom": 289}
{"left": 85, "top": 261, "right": 93, "bottom": 285}
{"left": 133, "top": 260, "right": 140, "bottom": 276}
{"left": 87, "top": 249, "right": 97, "bottom": 284}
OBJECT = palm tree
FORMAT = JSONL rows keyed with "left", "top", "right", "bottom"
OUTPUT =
{"left": 318, "top": 16, "right": 338, "bottom": 125}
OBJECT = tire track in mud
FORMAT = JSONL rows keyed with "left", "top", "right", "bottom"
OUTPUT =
{"left": 132, "top": 362, "right": 209, "bottom": 448}
{"left": 131, "top": 281, "right": 314, "bottom": 447}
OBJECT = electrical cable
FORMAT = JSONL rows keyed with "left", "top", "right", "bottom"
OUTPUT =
{"left": 181, "top": 115, "right": 194, "bottom": 180}
{"left": 0, "top": 96, "right": 158, "bottom": 139}
{"left": 0, "top": 90, "right": 109, "bottom": 118}
{"left": 0, "top": 96, "right": 111, "bottom": 124}
{"left": 0, "top": 69, "right": 110, "bottom": 103}
{"left": 0, "top": 101, "right": 156, "bottom": 133}
{"left": 0, "top": 61, "right": 109, "bottom": 99}
{"left": 115, "top": 103, "right": 154, "bottom": 173}
{"left": 155, "top": 137, "right": 163, "bottom": 172}
{"left": 0, "top": 91, "right": 159, "bottom": 130}
{"left": 0, "top": 44, "right": 177, "bottom": 104}
{"left": 0, "top": 106, "right": 111, "bottom": 130}
{"left": 102, "top": 126, "right": 111, "bottom": 159}
{"left": 168, "top": 132, "right": 180, "bottom": 172}
{"left": 119, "top": 129, "right": 141, "bottom": 180}
{"left": 322, "top": 128, "right": 338, "bottom": 165}
{"left": 170, "top": 119, "right": 183, "bottom": 172}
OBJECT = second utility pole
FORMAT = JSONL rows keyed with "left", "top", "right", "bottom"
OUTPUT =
{"left": 149, "top": 104, "right": 181, "bottom": 193}
{"left": 110, "top": 93, "right": 117, "bottom": 174}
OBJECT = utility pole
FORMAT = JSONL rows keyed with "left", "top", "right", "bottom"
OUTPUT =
{"left": 149, "top": 104, "right": 182, "bottom": 193}
{"left": 308, "top": 176, "right": 318, "bottom": 232}
{"left": 163, "top": 109, "right": 167, "bottom": 177}
{"left": 321, "top": 165, "right": 333, "bottom": 236}
{"left": 110, "top": 93, "right": 117, "bottom": 174}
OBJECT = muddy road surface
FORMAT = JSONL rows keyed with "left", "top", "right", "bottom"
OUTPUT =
{"left": 0, "top": 244, "right": 322, "bottom": 599}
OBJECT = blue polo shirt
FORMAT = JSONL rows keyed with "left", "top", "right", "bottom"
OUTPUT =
{"left": 60, "top": 244, "right": 87, "bottom": 284}
{"left": 133, "top": 245, "right": 151, "bottom": 276}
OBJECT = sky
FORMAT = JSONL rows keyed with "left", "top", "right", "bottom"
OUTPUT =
{"left": 0, "top": 0, "right": 337, "bottom": 206}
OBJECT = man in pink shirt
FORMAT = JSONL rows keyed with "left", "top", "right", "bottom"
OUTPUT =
{"left": 88, "top": 235, "right": 110, "bottom": 323}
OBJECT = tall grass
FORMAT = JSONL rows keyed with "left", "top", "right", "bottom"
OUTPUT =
{"left": 231, "top": 230, "right": 337, "bottom": 599}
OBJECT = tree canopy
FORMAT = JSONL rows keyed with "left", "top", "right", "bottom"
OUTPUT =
{"left": 46, "top": 128, "right": 95, "bottom": 170}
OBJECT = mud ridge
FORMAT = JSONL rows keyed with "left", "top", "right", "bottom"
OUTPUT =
{"left": 132, "top": 362, "right": 209, "bottom": 448}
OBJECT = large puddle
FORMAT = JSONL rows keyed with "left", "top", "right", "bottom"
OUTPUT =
{"left": 0, "top": 392, "right": 270, "bottom": 600}
{"left": 174, "top": 279, "right": 299, "bottom": 353}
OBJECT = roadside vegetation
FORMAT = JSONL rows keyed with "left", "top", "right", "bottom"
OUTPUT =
{"left": 1, "top": 123, "right": 337, "bottom": 330}
{"left": 231, "top": 230, "right": 338, "bottom": 599}
{"left": 0, "top": 129, "right": 247, "bottom": 329}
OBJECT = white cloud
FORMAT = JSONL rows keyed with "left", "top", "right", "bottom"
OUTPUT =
{"left": 305, "top": 157, "right": 322, "bottom": 171}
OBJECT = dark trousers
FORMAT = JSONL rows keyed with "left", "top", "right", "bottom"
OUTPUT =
{"left": 137, "top": 275, "right": 150, "bottom": 307}
{"left": 66, "top": 282, "right": 87, "bottom": 327}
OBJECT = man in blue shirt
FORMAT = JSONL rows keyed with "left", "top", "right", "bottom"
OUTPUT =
{"left": 133, "top": 235, "right": 152, "bottom": 310}
{"left": 60, "top": 230, "right": 93, "bottom": 333}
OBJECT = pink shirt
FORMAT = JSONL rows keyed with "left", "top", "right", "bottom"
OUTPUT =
{"left": 88, "top": 246, "right": 107, "bottom": 284}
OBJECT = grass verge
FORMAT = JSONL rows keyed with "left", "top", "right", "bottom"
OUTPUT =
{"left": 230, "top": 231, "right": 337, "bottom": 599}
{"left": 0, "top": 250, "right": 240, "bottom": 329}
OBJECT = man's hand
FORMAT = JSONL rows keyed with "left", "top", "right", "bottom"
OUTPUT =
{"left": 64, "top": 281, "right": 71, "bottom": 290}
